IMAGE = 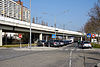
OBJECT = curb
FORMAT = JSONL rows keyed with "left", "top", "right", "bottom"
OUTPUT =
{"left": 12, "top": 47, "right": 59, "bottom": 51}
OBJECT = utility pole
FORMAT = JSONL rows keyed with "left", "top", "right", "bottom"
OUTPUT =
{"left": 55, "top": 16, "right": 56, "bottom": 40}
{"left": 32, "top": 17, "right": 35, "bottom": 23}
{"left": 36, "top": 17, "right": 38, "bottom": 24}
{"left": 29, "top": 0, "right": 31, "bottom": 48}
{"left": 63, "top": 24, "right": 65, "bottom": 40}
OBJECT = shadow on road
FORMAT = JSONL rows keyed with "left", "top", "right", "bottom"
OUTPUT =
{"left": 87, "top": 57, "right": 100, "bottom": 61}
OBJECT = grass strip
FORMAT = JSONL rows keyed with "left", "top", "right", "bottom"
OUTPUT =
{"left": 0, "top": 44, "right": 37, "bottom": 48}
{"left": 91, "top": 43, "right": 100, "bottom": 48}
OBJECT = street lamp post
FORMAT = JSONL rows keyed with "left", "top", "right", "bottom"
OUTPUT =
{"left": 29, "top": 0, "right": 32, "bottom": 48}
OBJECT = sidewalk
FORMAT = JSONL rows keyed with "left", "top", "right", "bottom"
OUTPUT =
{"left": 0, "top": 47, "right": 7, "bottom": 49}
{"left": 11, "top": 47, "right": 59, "bottom": 51}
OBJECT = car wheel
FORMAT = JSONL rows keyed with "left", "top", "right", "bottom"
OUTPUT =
{"left": 90, "top": 47, "right": 92, "bottom": 49}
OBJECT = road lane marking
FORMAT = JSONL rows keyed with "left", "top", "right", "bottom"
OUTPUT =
{"left": 69, "top": 46, "right": 76, "bottom": 67}
{"left": 69, "top": 50, "right": 72, "bottom": 67}
{"left": 64, "top": 48, "right": 96, "bottom": 51}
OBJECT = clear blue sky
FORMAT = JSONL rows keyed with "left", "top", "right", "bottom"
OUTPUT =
{"left": 21, "top": 0, "right": 98, "bottom": 31}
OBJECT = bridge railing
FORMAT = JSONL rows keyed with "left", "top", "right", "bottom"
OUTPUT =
{"left": 0, "top": 15, "right": 83, "bottom": 36}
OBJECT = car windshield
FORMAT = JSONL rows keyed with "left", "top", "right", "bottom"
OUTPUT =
{"left": 84, "top": 42, "right": 90, "bottom": 44}
{"left": 54, "top": 40, "right": 59, "bottom": 42}
{"left": 41, "top": 40, "right": 46, "bottom": 42}
{"left": 60, "top": 40, "right": 63, "bottom": 42}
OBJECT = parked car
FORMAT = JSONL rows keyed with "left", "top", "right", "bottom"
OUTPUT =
{"left": 67, "top": 40, "right": 72, "bottom": 44}
{"left": 63, "top": 40, "right": 69, "bottom": 45}
{"left": 63, "top": 40, "right": 72, "bottom": 45}
{"left": 45, "top": 40, "right": 61, "bottom": 47}
{"left": 37, "top": 40, "right": 46, "bottom": 46}
{"left": 78, "top": 41, "right": 92, "bottom": 48}
{"left": 59, "top": 40, "right": 64, "bottom": 46}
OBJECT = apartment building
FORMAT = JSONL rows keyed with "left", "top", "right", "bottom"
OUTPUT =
{"left": 0, "top": 0, "right": 30, "bottom": 22}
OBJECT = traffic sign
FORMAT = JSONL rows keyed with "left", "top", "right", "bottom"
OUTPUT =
{"left": 52, "top": 34, "right": 56, "bottom": 38}
{"left": 91, "top": 33, "right": 96, "bottom": 38}
{"left": 19, "top": 34, "right": 22, "bottom": 38}
{"left": 87, "top": 33, "right": 91, "bottom": 38}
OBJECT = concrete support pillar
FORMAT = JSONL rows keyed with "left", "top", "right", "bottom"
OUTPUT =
{"left": 46, "top": 35, "right": 48, "bottom": 41}
{"left": 39, "top": 33, "right": 42, "bottom": 40}
{"left": 63, "top": 33, "right": 64, "bottom": 40}
{"left": 81, "top": 37, "right": 83, "bottom": 41}
{"left": 66, "top": 35, "right": 68, "bottom": 40}
{"left": 0, "top": 29, "right": 2, "bottom": 46}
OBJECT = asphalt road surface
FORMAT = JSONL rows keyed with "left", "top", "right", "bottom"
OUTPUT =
{"left": 0, "top": 43, "right": 100, "bottom": 67}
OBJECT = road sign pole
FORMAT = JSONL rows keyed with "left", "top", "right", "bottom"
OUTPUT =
{"left": 20, "top": 38, "right": 22, "bottom": 48}
{"left": 18, "top": 34, "right": 22, "bottom": 48}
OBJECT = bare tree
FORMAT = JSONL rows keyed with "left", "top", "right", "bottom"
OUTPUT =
{"left": 84, "top": 0, "right": 100, "bottom": 33}
{"left": 84, "top": 0, "right": 100, "bottom": 43}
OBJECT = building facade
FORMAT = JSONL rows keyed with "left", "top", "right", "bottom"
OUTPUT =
{"left": 0, "top": 0, "right": 30, "bottom": 22}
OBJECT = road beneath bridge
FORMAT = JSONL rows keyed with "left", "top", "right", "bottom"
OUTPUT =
{"left": 0, "top": 43, "right": 100, "bottom": 67}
